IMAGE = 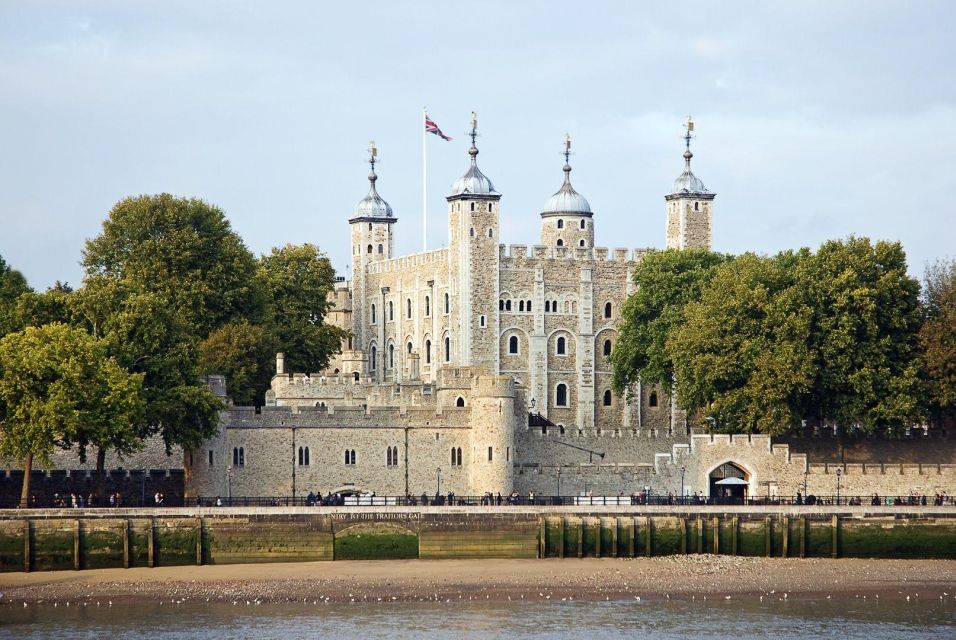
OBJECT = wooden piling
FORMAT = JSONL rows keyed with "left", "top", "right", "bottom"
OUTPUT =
{"left": 74, "top": 520, "right": 81, "bottom": 570}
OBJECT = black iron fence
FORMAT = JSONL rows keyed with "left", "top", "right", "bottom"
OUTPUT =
{"left": 4, "top": 493, "right": 954, "bottom": 509}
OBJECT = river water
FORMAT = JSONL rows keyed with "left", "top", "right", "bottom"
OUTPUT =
{"left": 2, "top": 598, "right": 953, "bottom": 638}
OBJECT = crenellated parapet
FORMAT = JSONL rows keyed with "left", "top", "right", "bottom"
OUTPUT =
{"left": 499, "top": 244, "right": 649, "bottom": 263}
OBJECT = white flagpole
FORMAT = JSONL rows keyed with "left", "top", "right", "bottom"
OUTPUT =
{"left": 422, "top": 107, "right": 427, "bottom": 253}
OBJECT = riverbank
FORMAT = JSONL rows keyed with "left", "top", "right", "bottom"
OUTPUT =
{"left": 2, "top": 557, "right": 954, "bottom": 606}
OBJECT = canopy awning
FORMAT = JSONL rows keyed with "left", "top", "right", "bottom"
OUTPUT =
{"left": 715, "top": 477, "right": 749, "bottom": 486}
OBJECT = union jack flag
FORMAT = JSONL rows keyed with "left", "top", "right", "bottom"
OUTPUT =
{"left": 425, "top": 114, "right": 452, "bottom": 141}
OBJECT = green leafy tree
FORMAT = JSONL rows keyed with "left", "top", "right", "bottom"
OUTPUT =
{"left": 920, "top": 258, "right": 956, "bottom": 420}
{"left": 0, "top": 323, "right": 144, "bottom": 506}
{"left": 610, "top": 249, "right": 729, "bottom": 398}
{"left": 258, "top": 243, "right": 344, "bottom": 375}
{"left": 77, "top": 194, "right": 268, "bottom": 451}
{"left": 15, "top": 281, "right": 74, "bottom": 328}
{"left": 668, "top": 252, "right": 814, "bottom": 434}
{"left": 0, "top": 255, "right": 31, "bottom": 336}
{"left": 199, "top": 321, "right": 278, "bottom": 406}
{"left": 799, "top": 237, "right": 924, "bottom": 432}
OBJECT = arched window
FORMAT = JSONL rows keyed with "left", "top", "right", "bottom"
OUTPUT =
{"left": 370, "top": 345, "right": 377, "bottom": 370}
{"left": 557, "top": 219, "right": 564, "bottom": 229}
{"left": 518, "top": 300, "right": 524, "bottom": 312}
{"left": 499, "top": 299, "right": 504, "bottom": 311}
{"left": 649, "top": 391, "right": 658, "bottom": 408}
{"left": 425, "top": 296, "right": 430, "bottom": 316}
{"left": 388, "top": 301, "right": 394, "bottom": 321}
{"left": 444, "top": 293, "right": 449, "bottom": 314}
{"left": 556, "top": 383, "right": 568, "bottom": 407}
{"left": 695, "top": 201, "right": 700, "bottom": 211}
{"left": 579, "top": 239, "right": 585, "bottom": 247}
{"left": 407, "top": 341, "right": 413, "bottom": 354}
{"left": 505, "top": 300, "right": 512, "bottom": 311}
{"left": 347, "top": 336, "right": 353, "bottom": 350}
{"left": 345, "top": 449, "right": 356, "bottom": 465}
{"left": 407, "top": 298, "right": 412, "bottom": 319}
{"left": 371, "top": 304, "right": 376, "bottom": 324}
{"left": 545, "top": 301, "right": 550, "bottom": 313}
{"left": 580, "top": 219, "right": 586, "bottom": 229}
{"left": 233, "top": 447, "right": 245, "bottom": 467}
{"left": 457, "top": 447, "right": 462, "bottom": 466}
{"left": 603, "top": 339, "right": 612, "bottom": 357}
{"left": 444, "top": 336, "right": 450, "bottom": 362}
{"left": 526, "top": 300, "right": 531, "bottom": 312}
{"left": 456, "top": 396, "right": 465, "bottom": 407}
{"left": 470, "top": 227, "right": 474, "bottom": 237}
{"left": 488, "top": 228, "right": 493, "bottom": 238}
{"left": 350, "top": 449, "right": 356, "bottom": 465}
{"left": 451, "top": 447, "right": 457, "bottom": 466}
{"left": 556, "top": 336, "right": 566, "bottom": 355}
{"left": 604, "top": 302, "right": 612, "bottom": 318}
{"left": 508, "top": 335, "right": 519, "bottom": 354}
{"left": 367, "top": 244, "right": 373, "bottom": 254}
{"left": 603, "top": 389, "right": 612, "bottom": 406}
{"left": 353, "top": 371, "right": 360, "bottom": 381}
{"left": 556, "top": 239, "right": 564, "bottom": 247}
{"left": 425, "top": 340, "right": 431, "bottom": 364}
{"left": 304, "top": 447, "right": 310, "bottom": 466}
{"left": 378, "top": 244, "right": 383, "bottom": 254}
{"left": 388, "top": 344, "right": 395, "bottom": 368}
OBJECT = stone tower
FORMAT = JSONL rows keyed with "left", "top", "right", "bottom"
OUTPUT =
{"left": 665, "top": 118, "right": 715, "bottom": 250}
{"left": 447, "top": 113, "right": 501, "bottom": 373}
{"left": 349, "top": 142, "right": 396, "bottom": 378}
{"left": 540, "top": 134, "right": 594, "bottom": 249}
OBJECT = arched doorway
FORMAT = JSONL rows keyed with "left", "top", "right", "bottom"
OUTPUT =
{"left": 709, "top": 462, "right": 749, "bottom": 504}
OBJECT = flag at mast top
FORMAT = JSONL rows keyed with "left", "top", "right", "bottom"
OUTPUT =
{"left": 425, "top": 112, "right": 452, "bottom": 141}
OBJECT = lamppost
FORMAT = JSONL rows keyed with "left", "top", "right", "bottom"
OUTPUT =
{"left": 291, "top": 425, "right": 297, "bottom": 504}
{"left": 436, "top": 466, "right": 441, "bottom": 499}
{"left": 227, "top": 465, "right": 232, "bottom": 506}
{"left": 556, "top": 467, "right": 562, "bottom": 501}
{"left": 803, "top": 467, "right": 809, "bottom": 498}
{"left": 141, "top": 467, "right": 147, "bottom": 507}
{"left": 530, "top": 397, "right": 536, "bottom": 416}
{"left": 679, "top": 466, "right": 686, "bottom": 505}
{"left": 835, "top": 467, "right": 843, "bottom": 505}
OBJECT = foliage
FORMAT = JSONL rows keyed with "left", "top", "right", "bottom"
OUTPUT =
{"left": 0, "top": 255, "right": 31, "bottom": 336}
{"left": 663, "top": 238, "right": 925, "bottom": 435}
{"left": 14, "top": 281, "right": 74, "bottom": 328}
{"left": 258, "top": 243, "right": 345, "bottom": 375}
{"left": 0, "top": 324, "right": 144, "bottom": 501}
{"left": 199, "top": 321, "right": 278, "bottom": 406}
{"left": 610, "top": 249, "right": 729, "bottom": 397}
{"left": 669, "top": 252, "right": 814, "bottom": 435}
{"left": 920, "top": 258, "right": 956, "bottom": 417}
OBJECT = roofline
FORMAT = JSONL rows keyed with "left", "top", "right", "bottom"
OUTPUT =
{"left": 445, "top": 193, "right": 502, "bottom": 202}
{"left": 348, "top": 216, "right": 399, "bottom": 224}
{"left": 665, "top": 192, "right": 716, "bottom": 201}
{"left": 539, "top": 211, "right": 594, "bottom": 219}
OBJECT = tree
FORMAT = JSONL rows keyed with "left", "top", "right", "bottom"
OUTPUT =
{"left": 199, "top": 321, "right": 277, "bottom": 406}
{"left": 82, "top": 194, "right": 268, "bottom": 335}
{"left": 78, "top": 194, "right": 267, "bottom": 450}
{"left": 15, "top": 281, "right": 74, "bottom": 328}
{"left": 258, "top": 244, "right": 344, "bottom": 375}
{"left": 610, "top": 249, "right": 729, "bottom": 398}
{"left": 798, "top": 237, "right": 924, "bottom": 432}
{"left": 920, "top": 258, "right": 956, "bottom": 420}
{"left": 0, "top": 255, "right": 31, "bottom": 337}
{"left": 668, "top": 252, "right": 814, "bottom": 434}
{"left": 0, "top": 323, "right": 143, "bottom": 507}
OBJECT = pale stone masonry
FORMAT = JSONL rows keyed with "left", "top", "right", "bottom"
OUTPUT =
{"left": 18, "top": 118, "right": 950, "bottom": 502}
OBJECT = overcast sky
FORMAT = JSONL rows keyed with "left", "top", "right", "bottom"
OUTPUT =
{"left": 1, "top": 1, "right": 953, "bottom": 289}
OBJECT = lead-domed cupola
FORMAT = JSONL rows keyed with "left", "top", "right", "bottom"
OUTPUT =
{"left": 541, "top": 135, "right": 592, "bottom": 217}
{"left": 350, "top": 142, "right": 394, "bottom": 221}
{"left": 449, "top": 112, "right": 499, "bottom": 198}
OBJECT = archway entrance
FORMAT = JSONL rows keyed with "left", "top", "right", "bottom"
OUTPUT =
{"left": 709, "top": 462, "right": 749, "bottom": 504}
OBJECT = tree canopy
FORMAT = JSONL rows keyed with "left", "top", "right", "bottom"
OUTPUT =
{"left": 0, "top": 255, "right": 31, "bottom": 336}
{"left": 921, "top": 258, "right": 956, "bottom": 419}
{"left": 0, "top": 323, "right": 144, "bottom": 505}
{"left": 610, "top": 248, "right": 729, "bottom": 397}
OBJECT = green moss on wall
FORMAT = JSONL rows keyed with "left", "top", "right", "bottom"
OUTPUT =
{"left": 155, "top": 526, "right": 197, "bottom": 566}
{"left": 652, "top": 519, "right": 683, "bottom": 556}
{"left": 0, "top": 529, "right": 24, "bottom": 572}
{"left": 840, "top": 521, "right": 956, "bottom": 558}
{"left": 806, "top": 521, "right": 833, "bottom": 557}
{"left": 81, "top": 530, "right": 123, "bottom": 569}
{"left": 31, "top": 529, "right": 73, "bottom": 571}
{"left": 737, "top": 520, "right": 766, "bottom": 557}
{"left": 335, "top": 532, "right": 418, "bottom": 560}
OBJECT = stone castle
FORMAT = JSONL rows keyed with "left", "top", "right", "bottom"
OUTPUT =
{"left": 17, "top": 116, "right": 955, "bottom": 503}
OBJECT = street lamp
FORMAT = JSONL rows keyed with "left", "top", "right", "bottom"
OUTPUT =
{"left": 835, "top": 467, "right": 843, "bottom": 505}
{"left": 556, "top": 467, "right": 562, "bottom": 501}
{"left": 291, "top": 425, "right": 297, "bottom": 503}
{"left": 141, "top": 467, "right": 147, "bottom": 507}
{"left": 436, "top": 466, "right": 441, "bottom": 499}
{"left": 679, "top": 466, "right": 686, "bottom": 505}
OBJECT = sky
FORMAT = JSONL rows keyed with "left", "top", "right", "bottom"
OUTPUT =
{"left": 1, "top": 1, "right": 954, "bottom": 289}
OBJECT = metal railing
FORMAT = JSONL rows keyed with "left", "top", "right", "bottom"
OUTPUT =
{"left": 6, "top": 494, "right": 953, "bottom": 509}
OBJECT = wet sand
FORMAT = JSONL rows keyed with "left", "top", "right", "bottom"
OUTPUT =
{"left": 1, "top": 556, "right": 954, "bottom": 606}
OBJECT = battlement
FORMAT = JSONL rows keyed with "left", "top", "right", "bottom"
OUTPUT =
{"left": 807, "top": 462, "right": 956, "bottom": 476}
{"left": 499, "top": 244, "right": 649, "bottom": 263}
{"left": 366, "top": 247, "right": 449, "bottom": 275}
{"left": 223, "top": 404, "right": 474, "bottom": 429}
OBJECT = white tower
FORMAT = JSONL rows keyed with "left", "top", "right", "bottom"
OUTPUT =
{"left": 540, "top": 134, "right": 594, "bottom": 249}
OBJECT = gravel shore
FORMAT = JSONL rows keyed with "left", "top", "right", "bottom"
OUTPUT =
{"left": 1, "top": 556, "right": 954, "bottom": 606}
